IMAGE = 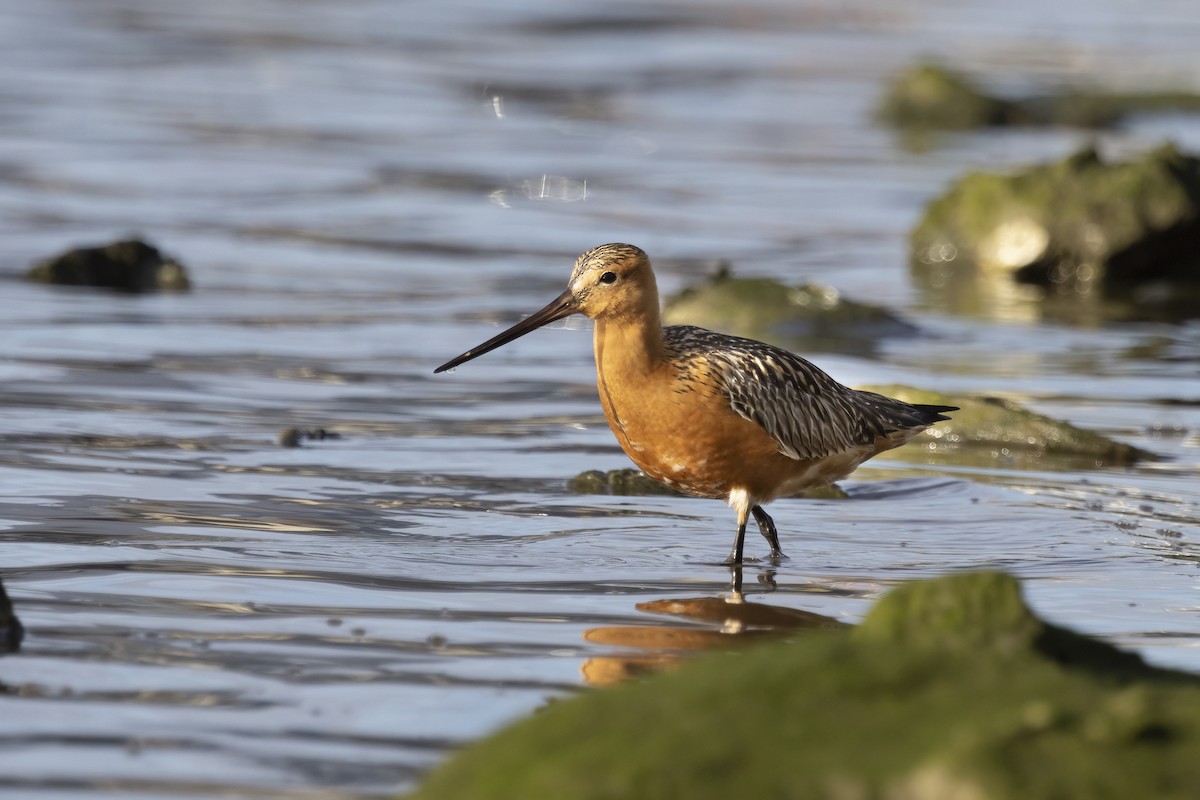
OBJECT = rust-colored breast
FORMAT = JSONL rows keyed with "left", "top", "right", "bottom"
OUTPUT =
{"left": 596, "top": 355, "right": 817, "bottom": 501}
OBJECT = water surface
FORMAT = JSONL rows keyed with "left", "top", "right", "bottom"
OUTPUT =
{"left": 1, "top": 0, "right": 1199, "bottom": 797}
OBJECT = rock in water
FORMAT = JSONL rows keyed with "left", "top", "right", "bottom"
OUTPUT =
{"left": 861, "top": 384, "right": 1155, "bottom": 469}
{"left": 27, "top": 238, "right": 191, "bottom": 293}
{"left": 662, "top": 267, "right": 918, "bottom": 357}
{"left": 0, "top": 578, "right": 22, "bottom": 654}
{"left": 911, "top": 144, "right": 1200, "bottom": 296}
{"left": 877, "top": 63, "right": 1026, "bottom": 131}
{"left": 879, "top": 62, "right": 1200, "bottom": 132}
{"left": 408, "top": 572, "right": 1200, "bottom": 800}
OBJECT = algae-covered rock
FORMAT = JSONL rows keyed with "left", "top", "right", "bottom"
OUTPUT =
{"left": 568, "top": 468, "right": 683, "bottom": 496}
{"left": 1026, "top": 89, "right": 1200, "bottom": 129}
{"left": 861, "top": 384, "right": 1154, "bottom": 469}
{"left": 27, "top": 238, "right": 190, "bottom": 292}
{"left": 569, "top": 468, "right": 848, "bottom": 499}
{"left": 408, "top": 571, "right": 1200, "bottom": 800}
{"left": 662, "top": 268, "right": 917, "bottom": 356}
{"left": 911, "top": 144, "right": 1200, "bottom": 300}
{"left": 879, "top": 62, "right": 1200, "bottom": 132}
{"left": 858, "top": 571, "right": 1145, "bottom": 673}
{"left": 878, "top": 63, "right": 1026, "bottom": 130}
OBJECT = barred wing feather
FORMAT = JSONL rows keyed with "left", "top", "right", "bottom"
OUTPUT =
{"left": 664, "top": 326, "right": 940, "bottom": 462}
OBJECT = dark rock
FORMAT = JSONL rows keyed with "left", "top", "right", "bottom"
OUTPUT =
{"left": 0, "top": 579, "right": 22, "bottom": 655}
{"left": 27, "top": 238, "right": 190, "bottom": 293}
{"left": 567, "top": 468, "right": 683, "bottom": 496}
{"left": 277, "top": 428, "right": 342, "bottom": 448}
{"left": 568, "top": 468, "right": 848, "bottom": 499}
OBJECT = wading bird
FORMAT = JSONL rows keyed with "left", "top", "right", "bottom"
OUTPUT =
{"left": 435, "top": 244, "right": 955, "bottom": 564}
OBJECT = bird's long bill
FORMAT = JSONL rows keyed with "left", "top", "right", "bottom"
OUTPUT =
{"left": 433, "top": 288, "right": 579, "bottom": 373}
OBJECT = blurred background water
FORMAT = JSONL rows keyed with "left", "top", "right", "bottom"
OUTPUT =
{"left": 1, "top": 0, "right": 1199, "bottom": 797}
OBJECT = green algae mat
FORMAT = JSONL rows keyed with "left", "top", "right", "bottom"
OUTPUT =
{"left": 408, "top": 572, "right": 1200, "bottom": 800}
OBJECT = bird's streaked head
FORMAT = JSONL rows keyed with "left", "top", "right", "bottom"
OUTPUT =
{"left": 433, "top": 243, "right": 656, "bottom": 373}
{"left": 567, "top": 243, "right": 657, "bottom": 321}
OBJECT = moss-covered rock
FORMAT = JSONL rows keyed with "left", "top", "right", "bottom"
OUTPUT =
{"left": 407, "top": 572, "right": 1200, "bottom": 800}
{"left": 879, "top": 62, "right": 1200, "bottom": 132}
{"left": 857, "top": 572, "right": 1145, "bottom": 674}
{"left": 911, "top": 144, "right": 1200, "bottom": 302}
{"left": 27, "top": 238, "right": 190, "bottom": 292}
{"left": 877, "top": 63, "right": 1027, "bottom": 130}
{"left": 862, "top": 384, "right": 1154, "bottom": 469}
{"left": 568, "top": 468, "right": 683, "bottom": 496}
{"left": 662, "top": 267, "right": 917, "bottom": 356}
{"left": 1026, "top": 89, "right": 1200, "bottom": 129}
{"left": 568, "top": 468, "right": 848, "bottom": 499}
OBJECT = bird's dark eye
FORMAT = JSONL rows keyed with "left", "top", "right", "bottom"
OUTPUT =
{"left": 599, "top": 271, "right": 617, "bottom": 284}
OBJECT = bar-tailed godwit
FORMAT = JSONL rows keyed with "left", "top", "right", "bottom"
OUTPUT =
{"left": 436, "top": 244, "right": 955, "bottom": 564}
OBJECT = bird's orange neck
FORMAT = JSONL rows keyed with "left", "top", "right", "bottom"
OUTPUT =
{"left": 591, "top": 303, "right": 671, "bottom": 473}
{"left": 592, "top": 304, "right": 666, "bottom": 382}
{"left": 590, "top": 263, "right": 665, "bottom": 376}
{"left": 588, "top": 270, "right": 671, "bottom": 462}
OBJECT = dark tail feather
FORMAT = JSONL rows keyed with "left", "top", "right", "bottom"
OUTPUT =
{"left": 850, "top": 389, "right": 958, "bottom": 432}
{"left": 913, "top": 404, "right": 957, "bottom": 423}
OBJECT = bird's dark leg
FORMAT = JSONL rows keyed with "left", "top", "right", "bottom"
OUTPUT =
{"left": 723, "top": 505, "right": 749, "bottom": 565}
{"left": 751, "top": 505, "right": 785, "bottom": 560}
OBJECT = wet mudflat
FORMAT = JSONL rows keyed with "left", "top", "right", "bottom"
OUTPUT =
{"left": 1, "top": 0, "right": 1199, "bottom": 797}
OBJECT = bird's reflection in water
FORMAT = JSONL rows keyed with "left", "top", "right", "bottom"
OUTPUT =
{"left": 581, "top": 567, "right": 845, "bottom": 686}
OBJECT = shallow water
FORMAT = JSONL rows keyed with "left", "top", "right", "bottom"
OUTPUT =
{"left": 2, "top": 0, "right": 1200, "bottom": 797}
